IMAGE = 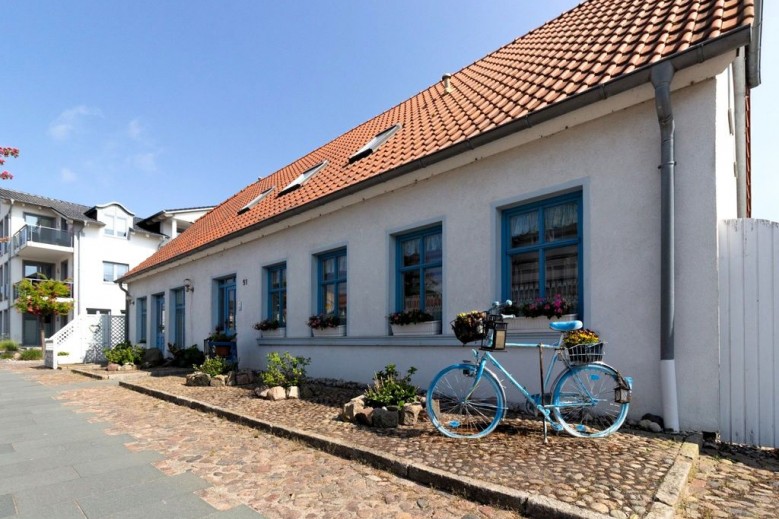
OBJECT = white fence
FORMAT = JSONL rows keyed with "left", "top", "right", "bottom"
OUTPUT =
{"left": 44, "top": 314, "right": 126, "bottom": 369}
{"left": 719, "top": 219, "right": 779, "bottom": 448}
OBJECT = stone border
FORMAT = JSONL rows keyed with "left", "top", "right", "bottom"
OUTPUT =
{"left": 67, "top": 365, "right": 191, "bottom": 381}
{"left": 118, "top": 380, "right": 696, "bottom": 519}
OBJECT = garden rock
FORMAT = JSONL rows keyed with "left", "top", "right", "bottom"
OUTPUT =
{"left": 267, "top": 386, "right": 286, "bottom": 401}
{"left": 355, "top": 407, "right": 374, "bottom": 426}
{"left": 372, "top": 408, "right": 399, "bottom": 428}
{"left": 342, "top": 396, "right": 366, "bottom": 422}
{"left": 119, "top": 363, "right": 136, "bottom": 371}
{"left": 642, "top": 413, "right": 665, "bottom": 430}
{"left": 286, "top": 386, "right": 299, "bottom": 399}
{"left": 186, "top": 372, "right": 211, "bottom": 386}
{"left": 107, "top": 363, "right": 120, "bottom": 371}
{"left": 400, "top": 403, "right": 423, "bottom": 425}
{"left": 235, "top": 370, "right": 252, "bottom": 385}
{"left": 210, "top": 375, "right": 226, "bottom": 387}
{"left": 255, "top": 387, "right": 269, "bottom": 398}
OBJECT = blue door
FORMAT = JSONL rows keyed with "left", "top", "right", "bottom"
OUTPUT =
{"left": 152, "top": 294, "right": 165, "bottom": 350}
{"left": 217, "top": 278, "right": 236, "bottom": 335}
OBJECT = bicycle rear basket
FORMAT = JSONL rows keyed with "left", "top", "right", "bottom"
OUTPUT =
{"left": 562, "top": 342, "right": 604, "bottom": 365}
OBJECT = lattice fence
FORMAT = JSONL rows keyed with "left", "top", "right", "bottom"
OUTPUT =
{"left": 45, "top": 314, "right": 127, "bottom": 368}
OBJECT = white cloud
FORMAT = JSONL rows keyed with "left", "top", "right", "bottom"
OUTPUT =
{"left": 48, "top": 105, "right": 102, "bottom": 141}
{"left": 60, "top": 168, "right": 77, "bottom": 183}
{"left": 127, "top": 118, "right": 144, "bottom": 140}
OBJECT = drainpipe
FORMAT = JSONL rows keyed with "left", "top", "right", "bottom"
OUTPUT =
{"left": 118, "top": 282, "right": 131, "bottom": 342}
{"left": 733, "top": 50, "right": 748, "bottom": 217}
{"left": 651, "top": 61, "right": 679, "bottom": 433}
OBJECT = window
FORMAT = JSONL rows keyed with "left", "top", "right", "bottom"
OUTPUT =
{"left": 396, "top": 226, "right": 443, "bottom": 320}
{"left": 237, "top": 187, "right": 274, "bottom": 215}
{"left": 23, "top": 261, "right": 54, "bottom": 279}
{"left": 105, "top": 213, "right": 128, "bottom": 237}
{"left": 349, "top": 124, "right": 401, "bottom": 163}
{"left": 171, "top": 288, "right": 185, "bottom": 348}
{"left": 216, "top": 276, "right": 236, "bottom": 335}
{"left": 103, "top": 262, "right": 129, "bottom": 282}
{"left": 502, "top": 192, "right": 582, "bottom": 313}
{"left": 266, "top": 263, "right": 287, "bottom": 325}
{"left": 278, "top": 160, "right": 328, "bottom": 195}
{"left": 318, "top": 249, "right": 347, "bottom": 322}
{"left": 136, "top": 297, "right": 147, "bottom": 344}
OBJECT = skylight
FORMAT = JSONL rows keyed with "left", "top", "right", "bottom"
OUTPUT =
{"left": 278, "top": 160, "right": 328, "bottom": 195}
{"left": 348, "top": 124, "right": 401, "bottom": 163}
{"left": 237, "top": 187, "right": 274, "bottom": 215}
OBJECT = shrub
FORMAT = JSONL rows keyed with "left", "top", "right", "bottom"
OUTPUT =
{"left": 388, "top": 309, "right": 434, "bottom": 326}
{"left": 0, "top": 351, "right": 14, "bottom": 359}
{"left": 364, "top": 364, "right": 419, "bottom": 408}
{"left": 103, "top": 341, "right": 144, "bottom": 365}
{"left": 195, "top": 356, "right": 235, "bottom": 377}
{"left": 0, "top": 339, "right": 19, "bottom": 352}
{"left": 261, "top": 351, "right": 310, "bottom": 388}
{"left": 20, "top": 349, "right": 43, "bottom": 361}
{"left": 168, "top": 344, "right": 206, "bottom": 367}
{"left": 57, "top": 351, "right": 70, "bottom": 356}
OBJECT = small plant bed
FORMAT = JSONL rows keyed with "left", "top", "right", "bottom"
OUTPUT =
{"left": 186, "top": 355, "right": 253, "bottom": 387}
{"left": 254, "top": 351, "right": 311, "bottom": 401}
{"left": 19, "top": 348, "right": 43, "bottom": 361}
{"left": 0, "top": 339, "right": 21, "bottom": 360}
{"left": 104, "top": 341, "right": 144, "bottom": 371}
{"left": 342, "top": 364, "right": 424, "bottom": 428}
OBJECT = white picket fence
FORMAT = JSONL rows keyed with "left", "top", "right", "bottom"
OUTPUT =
{"left": 44, "top": 314, "right": 126, "bottom": 369}
{"left": 719, "top": 219, "right": 779, "bottom": 448}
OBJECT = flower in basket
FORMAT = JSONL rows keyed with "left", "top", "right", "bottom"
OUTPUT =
{"left": 253, "top": 319, "right": 281, "bottom": 331}
{"left": 307, "top": 313, "right": 341, "bottom": 330}
{"left": 563, "top": 328, "right": 600, "bottom": 348}
{"left": 388, "top": 309, "right": 435, "bottom": 326}
{"left": 519, "top": 294, "right": 572, "bottom": 319}
{"left": 450, "top": 310, "right": 486, "bottom": 344}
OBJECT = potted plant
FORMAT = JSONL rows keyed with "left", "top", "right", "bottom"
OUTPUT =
{"left": 207, "top": 326, "right": 236, "bottom": 358}
{"left": 507, "top": 295, "right": 577, "bottom": 330}
{"left": 450, "top": 310, "right": 486, "bottom": 344}
{"left": 254, "top": 319, "right": 285, "bottom": 338}
{"left": 562, "top": 328, "right": 604, "bottom": 365}
{"left": 388, "top": 309, "right": 441, "bottom": 336}
{"left": 307, "top": 313, "right": 345, "bottom": 337}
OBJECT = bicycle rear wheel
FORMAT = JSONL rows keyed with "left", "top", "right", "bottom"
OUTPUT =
{"left": 426, "top": 363, "right": 505, "bottom": 439}
{"left": 551, "top": 363, "right": 629, "bottom": 438}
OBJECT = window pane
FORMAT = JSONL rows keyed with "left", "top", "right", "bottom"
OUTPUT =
{"left": 271, "top": 293, "right": 282, "bottom": 322}
{"left": 338, "top": 282, "right": 347, "bottom": 320}
{"left": 270, "top": 269, "right": 281, "bottom": 289}
{"left": 337, "top": 255, "right": 347, "bottom": 278}
{"left": 544, "top": 245, "right": 578, "bottom": 311}
{"left": 322, "top": 257, "right": 336, "bottom": 281}
{"left": 510, "top": 212, "right": 539, "bottom": 248}
{"left": 280, "top": 267, "right": 286, "bottom": 288}
{"left": 116, "top": 264, "right": 129, "bottom": 278}
{"left": 402, "top": 270, "right": 420, "bottom": 310}
{"left": 323, "top": 284, "right": 336, "bottom": 314}
{"left": 510, "top": 251, "right": 540, "bottom": 304}
{"left": 544, "top": 203, "right": 578, "bottom": 242}
{"left": 424, "top": 266, "right": 443, "bottom": 319}
{"left": 103, "top": 263, "right": 114, "bottom": 282}
{"left": 402, "top": 239, "right": 420, "bottom": 267}
{"left": 424, "top": 234, "right": 442, "bottom": 264}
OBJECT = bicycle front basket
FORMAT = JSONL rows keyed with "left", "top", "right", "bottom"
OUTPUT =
{"left": 562, "top": 342, "right": 604, "bottom": 365}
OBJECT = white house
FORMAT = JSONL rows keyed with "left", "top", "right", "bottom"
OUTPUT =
{"left": 0, "top": 189, "right": 211, "bottom": 347}
{"left": 121, "top": 0, "right": 763, "bottom": 434}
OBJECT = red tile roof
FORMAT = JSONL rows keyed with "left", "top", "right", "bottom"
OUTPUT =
{"left": 126, "top": 0, "right": 756, "bottom": 279}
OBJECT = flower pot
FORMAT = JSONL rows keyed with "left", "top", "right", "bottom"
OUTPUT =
{"left": 391, "top": 320, "right": 442, "bottom": 336}
{"left": 311, "top": 325, "right": 346, "bottom": 337}
{"left": 208, "top": 340, "right": 236, "bottom": 359}
{"left": 505, "top": 314, "right": 577, "bottom": 331}
{"left": 261, "top": 327, "right": 286, "bottom": 338}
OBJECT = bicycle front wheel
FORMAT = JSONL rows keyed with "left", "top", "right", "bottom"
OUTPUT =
{"left": 426, "top": 363, "right": 505, "bottom": 439}
{"left": 552, "top": 363, "right": 629, "bottom": 438}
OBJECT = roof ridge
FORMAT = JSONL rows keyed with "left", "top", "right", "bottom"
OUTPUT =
{"left": 0, "top": 187, "right": 91, "bottom": 210}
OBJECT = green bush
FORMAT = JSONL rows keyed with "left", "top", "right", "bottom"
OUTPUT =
{"left": 19, "top": 349, "right": 43, "bottom": 361}
{"left": 0, "top": 339, "right": 19, "bottom": 352}
{"left": 103, "top": 341, "right": 144, "bottom": 365}
{"left": 57, "top": 351, "right": 70, "bottom": 356}
{"left": 195, "top": 356, "right": 235, "bottom": 377}
{"left": 0, "top": 351, "right": 14, "bottom": 359}
{"left": 364, "top": 364, "right": 419, "bottom": 408}
{"left": 261, "top": 351, "right": 310, "bottom": 388}
{"left": 168, "top": 344, "right": 206, "bottom": 367}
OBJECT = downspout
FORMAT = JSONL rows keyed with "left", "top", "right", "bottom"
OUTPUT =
{"left": 733, "top": 50, "right": 748, "bottom": 217}
{"left": 651, "top": 61, "right": 680, "bottom": 433}
{"left": 118, "top": 282, "right": 131, "bottom": 342}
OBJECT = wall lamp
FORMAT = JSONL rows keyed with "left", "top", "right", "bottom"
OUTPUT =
{"left": 183, "top": 278, "right": 194, "bottom": 293}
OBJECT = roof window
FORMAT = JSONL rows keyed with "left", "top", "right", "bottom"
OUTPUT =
{"left": 278, "top": 160, "right": 328, "bottom": 196}
{"left": 237, "top": 187, "right": 274, "bottom": 215}
{"left": 348, "top": 124, "right": 401, "bottom": 163}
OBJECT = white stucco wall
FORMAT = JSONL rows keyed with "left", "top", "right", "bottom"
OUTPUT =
{"left": 127, "top": 61, "right": 738, "bottom": 431}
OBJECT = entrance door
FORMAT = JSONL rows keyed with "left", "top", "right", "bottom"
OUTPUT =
{"left": 152, "top": 294, "right": 165, "bottom": 350}
{"left": 217, "top": 277, "right": 236, "bottom": 335}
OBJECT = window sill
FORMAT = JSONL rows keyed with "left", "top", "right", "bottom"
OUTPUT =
{"left": 256, "top": 330, "right": 558, "bottom": 348}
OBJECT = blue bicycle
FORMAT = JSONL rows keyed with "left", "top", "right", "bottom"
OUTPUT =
{"left": 427, "top": 306, "right": 632, "bottom": 440}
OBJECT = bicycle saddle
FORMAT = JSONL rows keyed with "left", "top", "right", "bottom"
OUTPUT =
{"left": 549, "top": 320, "right": 582, "bottom": 332}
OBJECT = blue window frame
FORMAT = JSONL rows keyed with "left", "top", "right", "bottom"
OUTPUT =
{"left": 502, "top": 192, "right": 582, "bottom": 314}
{"left": 171, "top": 288, "right": 185, "bottom": 348}
{"left": 266, "top": 263, "right": 287, "bottom": 325}
{"left": 396, "top": 226, "right": 443, "bottom": 320}
{"left": 317, "top": 249, "right": 347, "bottom": 322}
{"left": 216, "top": 276, "right": 236, "bottom": 335}
{"left": 136, "top": 297, "right": 147, "bottom": 344}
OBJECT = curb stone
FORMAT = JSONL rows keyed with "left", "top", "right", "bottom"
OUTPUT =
{"left": 117, "top": 380, "right": 688, "bottom": 519}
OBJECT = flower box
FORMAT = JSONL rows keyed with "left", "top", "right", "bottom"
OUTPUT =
{"left": 391, "top": 320, "right": 441, "bottom": 336}
{"left": 505, "top": 314, "right": 577, "bottom": 331}
{"left": 311, "top": 325, "right": 346, "bottom": 337}
{"left": 261, "top": 327, "right": 286, "bottom": 338}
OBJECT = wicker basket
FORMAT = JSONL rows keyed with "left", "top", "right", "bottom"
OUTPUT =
{"left": 562, "top": 342, "right": 604, "bottom": 365}
{"left": 450, "top": 320, "right": 485, "bottom": 345}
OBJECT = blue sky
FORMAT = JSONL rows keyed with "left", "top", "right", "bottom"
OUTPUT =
{"left": 2, "top": 1, "right": 776, "bottom": 221}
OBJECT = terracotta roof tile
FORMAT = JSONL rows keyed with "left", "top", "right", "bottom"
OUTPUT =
{"left": 127, "top": 0, "right": 756, "bottom": 278}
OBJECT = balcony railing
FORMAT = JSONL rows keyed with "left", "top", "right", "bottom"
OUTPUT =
{"left": 12, "top": 225, "right": 73, "bottom": 250}
{"left": 13, "top": 278, "right": 74, "bottom": 301}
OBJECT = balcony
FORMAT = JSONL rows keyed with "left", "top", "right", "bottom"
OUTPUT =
{"left": 13, "top": 278, "right": 74, "bottom": 302}
{"left": 12, "top": 225, "right": 74, "bottom": 261}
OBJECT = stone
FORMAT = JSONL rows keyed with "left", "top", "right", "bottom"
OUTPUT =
{"left": 400, "top": 403, "right": 423, "bottom": 426}
{"left": 210, "top": 375, "right": 226, "bottom": 387}
{"left": 638, "top": 419, "right": 652, "bottom": 430}
{"left": 267, "top": 386, "right": 286, "bottom": 401}
{"left": 235, "top": 371, "right": 252, "bottom": 385}
{"left": 226, "top": 371, "right": 236, "bottom": 386}
{"left": 255, "top": 387, "right": 269, "bottom": 398}
{"left": 355, "top": 407, "right": 373, "bottom": 426}
{"left": 342, "top": 399, "right": 365, "bottom": 422}
{"left": 141, "top": 347, "right": 163, "bottom": 365}
{"left": 186, "top": 372, "right": 211, "bottom": 386}
{"left": 107, "top": 363, "right": 120, "bottom": 371}
{"left": 648, "top": 422, "right": 663, "bottom": 433}
{"left": 286, "top": 386, "right": 299, "bottom": 399}
{"left": 120, "top": 363, "right": 136, "bottom": 371}
{"left": 641, "top": 413, "right": 665, "bottom": 429}
{"left": 372, "top": 407, "right": 399, "bottom": 428}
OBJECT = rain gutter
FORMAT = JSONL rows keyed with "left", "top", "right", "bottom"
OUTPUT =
{"left": 122, "top": 25, "right": 753, "bottom": 283}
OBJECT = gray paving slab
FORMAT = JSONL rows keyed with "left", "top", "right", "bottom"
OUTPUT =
{"left": 13, "top": 499, "right": 87, "bottom": 519}
{"left": 0, "top": 442, "right": 131, "bottom": 468}
{"left": 202, "top": 506, "right": 267, "bottom": 519}
{"left": 9, "top": 432, "right": 136, "bottom": 454}
{"left": 0, "top": 417, "right": 107, "bottom": 441}
{"left": 0, "top": 446, "right": 161, "bottom": 480}
{"left": 104, "top": 490, "right": 220, "bottom": 519}
{"left": 72, "top": 450, "right": 164, "bottom": 478}
{"left": 0, "top": 494, "right": 15, "bottom": 518}
{"left": 0, "top": 445, "right": 12, "bottom": 455}
{"left": 0, "top": 465, "right": 80, "bottom": 494}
